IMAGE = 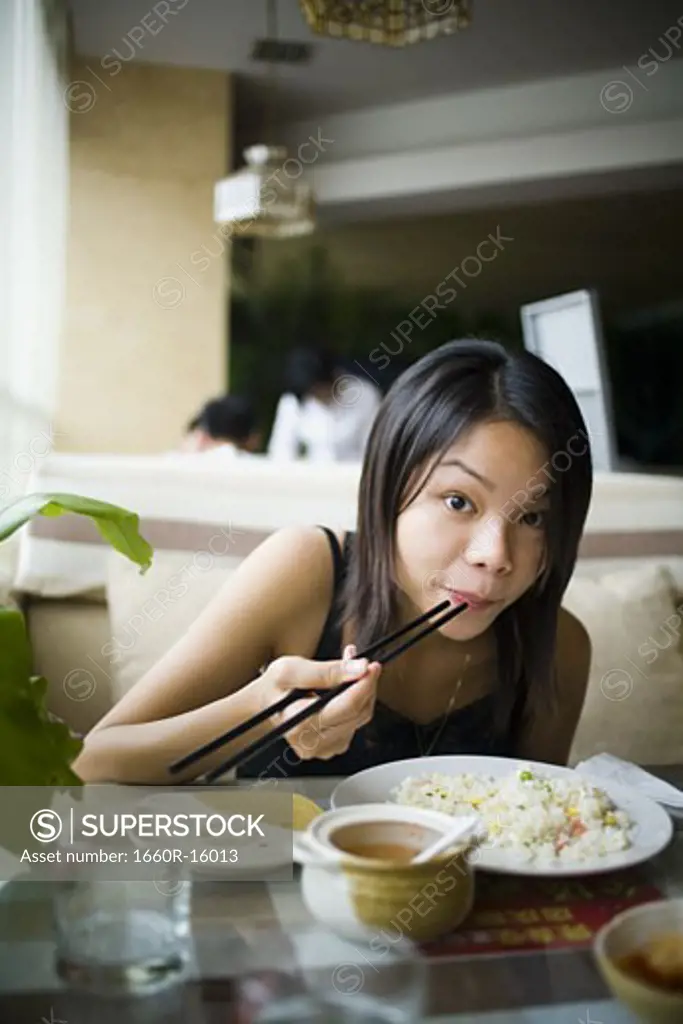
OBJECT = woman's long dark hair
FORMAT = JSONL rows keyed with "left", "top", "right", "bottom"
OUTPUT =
{"left": 340, "top": 339, "right": 593, "bottom": 740}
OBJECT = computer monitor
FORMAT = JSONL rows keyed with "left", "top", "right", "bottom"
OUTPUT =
{"left": 520, "top": 288, "right": 618, "bottom": 472}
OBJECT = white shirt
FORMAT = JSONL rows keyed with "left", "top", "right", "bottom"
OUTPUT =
{"left": 267, "top": 378, "right": 382, "bottom": 462}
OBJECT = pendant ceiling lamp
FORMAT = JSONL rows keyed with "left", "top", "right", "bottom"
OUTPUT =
{"left": 298, "top": 0, "right": 473, "bottom": 48}
{"left": 214, "top": 0, "right": 315, "bottom": 239}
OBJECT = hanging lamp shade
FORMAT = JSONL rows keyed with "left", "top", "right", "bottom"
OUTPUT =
{"left": 214, "top": 144, "right": 316, "bottom": 239}
{"left": 214, "top": 1, "right": 316, "bottom": 238}
{"left": 298, "top": 0, "right": 472, "bottom": 47}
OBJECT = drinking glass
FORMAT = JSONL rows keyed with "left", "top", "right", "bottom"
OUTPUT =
{"left": 234, "top": 924, "right": 427, "bottom": 1024}
{"left": 52, "top": 877, "right": 192, "bottom": 996}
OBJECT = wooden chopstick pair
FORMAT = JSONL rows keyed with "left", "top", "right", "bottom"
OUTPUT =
{"left": 169, "top": 597, "right": 469, "bottom": 784}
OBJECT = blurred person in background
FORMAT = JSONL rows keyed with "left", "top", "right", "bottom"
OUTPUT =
{"left": 180, "top": 410, "right": 207, "bottom": 453}
{"left": 177, "top": 395, "right": 262, "bottom": 460}
{"left": 267, "top": 346, "right": 382, "bottom": 462}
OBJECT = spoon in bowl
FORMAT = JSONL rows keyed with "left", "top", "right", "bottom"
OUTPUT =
{"left": 411, "top": 815, "right": 482, "bottom": 864}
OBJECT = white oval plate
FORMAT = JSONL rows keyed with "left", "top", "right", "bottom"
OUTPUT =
{"left": 331, "top": 755, "right": 674, "bottom": 877}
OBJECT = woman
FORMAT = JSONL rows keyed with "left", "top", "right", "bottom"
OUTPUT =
{"left": 74, "top": 339, "right": 593, "bottom": 785}
{"left": 267, "top": 346, "right": 382, "bottom": 462}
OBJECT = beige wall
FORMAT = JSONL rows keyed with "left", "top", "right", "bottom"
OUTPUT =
{"left": 254, "top": 188, "right": 683, "bottom": 324}
{"left": 57, "top": 59, "right": 231, "bottom": 453}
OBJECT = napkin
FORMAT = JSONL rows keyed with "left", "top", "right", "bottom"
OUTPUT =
{"left": 574, "top": 753, "right": 683, "bottom": 813}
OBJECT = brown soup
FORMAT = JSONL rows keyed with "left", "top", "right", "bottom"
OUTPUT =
{"left": 337, "top": 842, "right": 420, "bottom": 863}
{"left": 616, "top": 933, "right": 683, "bottom": 994}
{"left": 330, "top": 822, "right": 440, "bottom": 863}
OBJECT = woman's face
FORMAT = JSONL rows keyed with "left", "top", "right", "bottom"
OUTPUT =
{"left": 394, "top": 419, "right": 550, "bottom": 642}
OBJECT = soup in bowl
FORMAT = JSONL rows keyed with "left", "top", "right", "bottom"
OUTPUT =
{"left": 293, "top": 803, "right": 479, "bottom": 944}
{"left": 594, "top": 898, "right": 683, "bottom": 1024}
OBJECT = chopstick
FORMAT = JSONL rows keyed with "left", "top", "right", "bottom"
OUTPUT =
{"left": 169, "top": 598, "right": 468, "bottom": 783}
{"left": 169, "top": 599, "right": 452, "bottom": 778}
{"left": 202, "top": 600, "right": 468, "bottom": 783}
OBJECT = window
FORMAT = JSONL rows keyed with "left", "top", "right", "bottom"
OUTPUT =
{"left": 0, "top": 0, "right": 68, "bottom": 504}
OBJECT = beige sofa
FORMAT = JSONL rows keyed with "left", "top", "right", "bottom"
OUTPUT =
{"left": 10, "top": 453, "right": 683, "bottom": 767}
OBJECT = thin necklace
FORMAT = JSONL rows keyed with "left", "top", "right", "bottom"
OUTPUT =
{"left": 414, "top": 653, "right": 472, "bottom": 758}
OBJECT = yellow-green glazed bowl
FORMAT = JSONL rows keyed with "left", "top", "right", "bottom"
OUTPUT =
{"left": 594, "top": 898, "right": 683, "bottom": 1024}
{"left": 293, "top": 803, "right": 476, "bottom": 944}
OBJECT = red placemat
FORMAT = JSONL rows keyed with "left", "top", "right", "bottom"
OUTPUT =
{"left": 424, "top": 868, "right": 663, "bottom": 957}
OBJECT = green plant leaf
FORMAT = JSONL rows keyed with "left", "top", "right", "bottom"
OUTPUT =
{"left": 0, "top": 492, "right": 153, "bottom": 573}
{"left": 0, "top": 492, "right": 153, "bottom": 792}
{"left": 0, "top": 603, "right": 32, "bottom": 685}
{"left": 0, "top": 608, "right": 83, "bottom": 786}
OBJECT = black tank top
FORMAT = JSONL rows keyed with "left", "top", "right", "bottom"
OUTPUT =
{"left": 236, "top": 526, "right": 517, "bottom": 779}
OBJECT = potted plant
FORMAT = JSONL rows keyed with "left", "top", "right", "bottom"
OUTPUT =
{"left": 0, "top": 493, "right": 152, "bottom": 786}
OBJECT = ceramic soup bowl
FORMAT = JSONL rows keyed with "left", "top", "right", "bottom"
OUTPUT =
{"left": 594, "top": 898, "right": 683, "bottom": 1024}
{"left": 293, "top": 803, "right": 477, "bottom": 944}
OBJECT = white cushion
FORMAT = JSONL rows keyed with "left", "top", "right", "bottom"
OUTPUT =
{"left": 567, "top": 563, "right": 683, "bottom": 765}
{"left": 573, "top": 556, "right": 683, "bottom": 594}
{"left": 105, "top": 549, "right": 237, "bottom": 703}
{"left": 28, "top": 599, "right": 115, "bottom": 736}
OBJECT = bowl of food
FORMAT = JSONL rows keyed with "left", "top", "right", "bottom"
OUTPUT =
{"left": 293, "top": 803, "right": 478, "bottom": 944}
{"left": 594, "top": 898, "right": 683, "bottom": 1023}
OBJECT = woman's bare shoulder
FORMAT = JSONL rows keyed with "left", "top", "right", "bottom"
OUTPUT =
{"left": 249, "top": 523, "right": 344, "bottom": 572}
{"left": 229, "top": 523, "right": 344, "bottom": 658}
{"left": 90, "top": 524, "right": 344, "bottom": 732}
{"left": 242, "top": 523, "right": 346, "bottom": 610}
{"left": 236, "top": 523, "right": 342, "bottom": 599}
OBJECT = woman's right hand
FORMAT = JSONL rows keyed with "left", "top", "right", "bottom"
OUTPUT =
{"left": 257, "top": 646, "right": 382, "bottom": 761}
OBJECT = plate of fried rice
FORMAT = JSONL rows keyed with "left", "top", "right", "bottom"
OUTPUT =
{"left": 331, "top": 756, "right": 674, "bottom": 876}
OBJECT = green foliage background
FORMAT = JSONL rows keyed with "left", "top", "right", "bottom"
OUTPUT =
{"left": 229, "top": 242, "right": 522, "bottom": 440}
{"left": 0, "top": 494, "right": 152, "bottom": 786}
{"left": 229, "top": 241, "right": 683, "bottom": 468}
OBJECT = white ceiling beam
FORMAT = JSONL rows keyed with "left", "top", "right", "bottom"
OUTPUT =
{"left": 279, "top": 61, "right": 683, "bottom": 163}
{"left": 307, "top": 117, "right": 683, "bottom": 209}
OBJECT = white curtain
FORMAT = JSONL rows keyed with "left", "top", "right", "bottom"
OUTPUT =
{"left": 0, "top": 0, "right": 68, "bottom": 580}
